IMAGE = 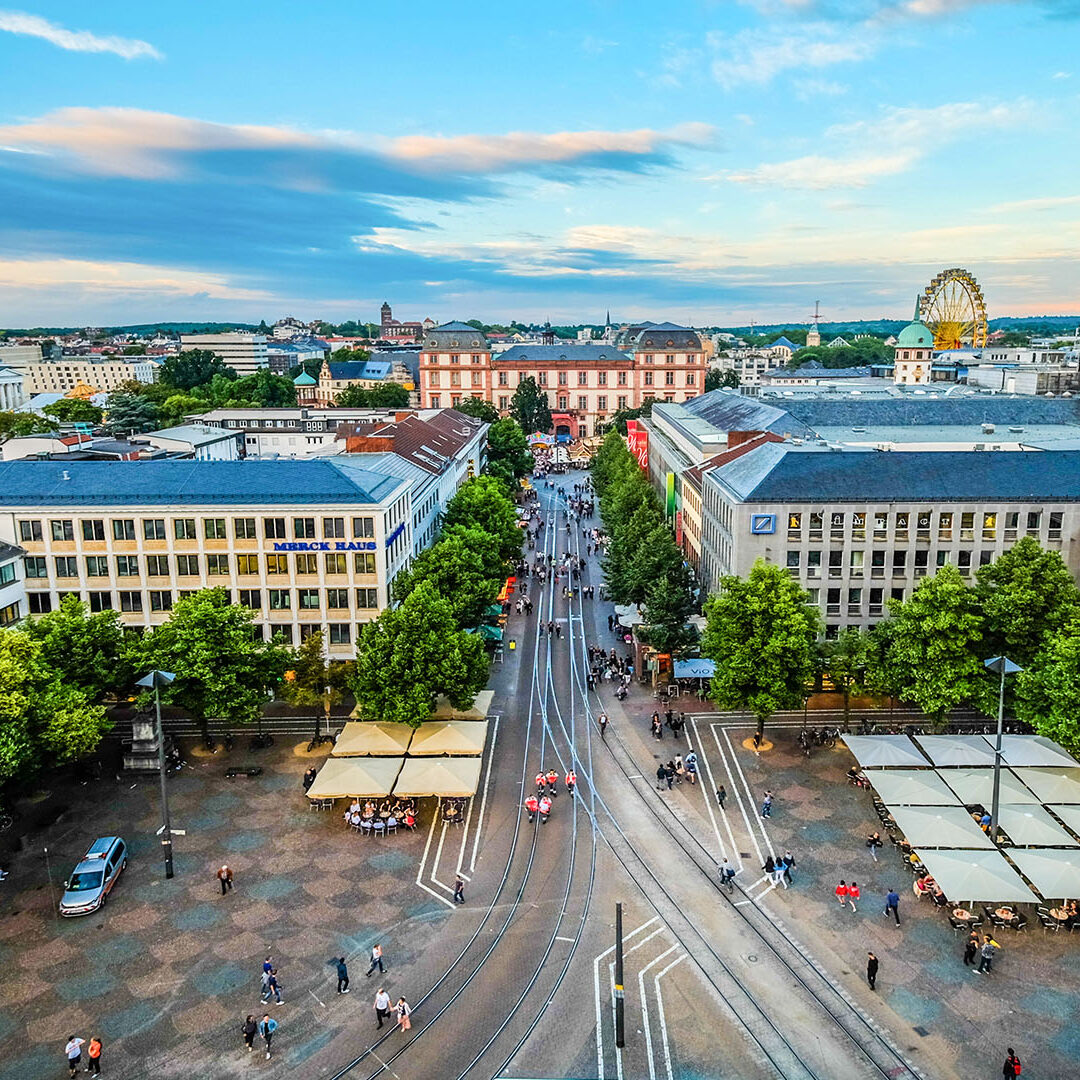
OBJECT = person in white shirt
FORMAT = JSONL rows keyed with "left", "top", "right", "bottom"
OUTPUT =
{"left": 373, "top": 988, "right": 392, "bottom": 1028}
{"left": 65, "top": 1036, "right": 85, "bottom": 1078}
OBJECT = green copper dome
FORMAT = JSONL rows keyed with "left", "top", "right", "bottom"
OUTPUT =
{"left": 897, "top": 296, "right": 934, "bottom": 348}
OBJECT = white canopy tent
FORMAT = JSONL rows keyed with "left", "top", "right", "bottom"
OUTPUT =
{"left": 393, "top": 757, "right": 483, "bottom": 798}
{"left": 333, "top": 722, "right": 415, "bottom": 757}
{"left": 941, "top": 768, "right": 1041, "bottom": 806}
{"left": 1046, "top": 805, "right": 1080, "bottom": 838}
{"left": 914, "top": 735, "right": 998, "bottom": 768}
{"left": 889, "top": 805, "right": 996, "bottom": 849}
{"left": 408, "top": 721, "right": 489, "bottom": 757}
{"left": 995, "top": 805, "right": 1079, "bottom": 848}
{"left": 307, "top": 756, "right": 404, "bottom": 800}
{"left": 1009, "top": 849, "right": 1080, "bottom": 901}
{"left": 985, "top": 735, "right": 1079, "bottom": 769}
{"left": 1011, "top": 768, "right": 1080, "bottom": 804}
{"left": 840, "top": 735, "right": 930, "bottom": 769}
{"left": 915, "top": 849, "right": 1038, "bottom": 904}
{"left": 865, "top": 770, "right": 960, "bottom": 806}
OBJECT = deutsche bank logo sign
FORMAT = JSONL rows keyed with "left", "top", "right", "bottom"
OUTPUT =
{"left": 750, "top": 514, "right": 776, "bottom": 535}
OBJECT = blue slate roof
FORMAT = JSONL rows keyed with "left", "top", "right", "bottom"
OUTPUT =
{"left": 0, "top": 459, "right": 405, "bottom": 506}
{"left": 494, "top": 344, "right": 631, "bottom": 363}
{"left": 783, "top": 396, "right": 1080, "bottom": 430}
{"left": 327, "top": 360, "right": 393, "bottom": 381}
{"left": 681, "top": 390, "right": 815, "bottom": 437}
{"left": 770, "top": 336, "right": 801, "bottom": 351}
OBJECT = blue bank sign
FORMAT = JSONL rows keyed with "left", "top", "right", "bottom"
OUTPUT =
{"left": 272, "top": 541, "right": 377, "bottom": 552}
{"left": 750, "top": 514, "right": 776, "bottom": 535}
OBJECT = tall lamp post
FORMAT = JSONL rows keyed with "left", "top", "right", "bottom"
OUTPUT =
{"left": 984, "top": 656, "right": 1022, "bottom": 847}
{"left": 137, "top": 670, "right": 176, "bottom": 879}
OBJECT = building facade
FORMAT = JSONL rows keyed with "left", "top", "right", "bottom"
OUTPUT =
{"left": 315, "top": 353, "right": 418, "bottom": 406}
{"left": 179, "top": 334, "right": 269, "bottom": 376}
{"left": 24, "top": 357, "right": 156, "bottom": 394}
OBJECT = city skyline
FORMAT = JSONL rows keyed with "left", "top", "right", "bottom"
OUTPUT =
{"left": 1, "top": 1, "right": 1078, "bottom": 325}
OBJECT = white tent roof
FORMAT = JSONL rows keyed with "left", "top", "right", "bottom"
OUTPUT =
{"left": 985, "top": 735, "right": 1079, "bottom": 769}
{"left": 393, "top": 756, "right": 483, "bottom": 797}
{"left": 996, "top": 805, "right": 1079, "bottom": 848}
{"left": 333, "top": 722, "right": 415, "bottom": 757}
{"left": 1046, "top": 805, "right": 1080, "bottom": 838}
{"left": 866, "top": 770, "right": 960, "bottom": 806}
{"left": 916, "top": 849, "right": 1038, "bottom": 904}
{"left": 1011, "top": 768, "right": 1080, "bottom": 804}
{"left": 941, "top": 768, "right": 1041, "bottom": 806}
{"left": 408, "top": 721, "right": 488, "bottom": 756}
{"left": 307, "top": 756, "right": 404, "bottom": 799}
{"left": 890, "top": 804, "right": 996, "bottom": 849}
{"left": 840, "top": 734, "right": 930, "bottom": 769}
{"left": 915, "top": 735, "right": 998, "bottom": 767}
{"left": 1009, "top": 849, "right": 1080, "bottom": 901}
{"left": 430, "top": 689, "right": 494, "bottom": 721}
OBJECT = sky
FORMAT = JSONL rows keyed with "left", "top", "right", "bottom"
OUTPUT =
{"left": 0, "top": 0, "right": 1078, "bottom": 327}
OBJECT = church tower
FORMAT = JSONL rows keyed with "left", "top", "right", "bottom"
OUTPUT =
{"left": 893, "top": 297, "right": 934, "bottom": 385}
{"left": 380, "top": 301, "right": 392, "bottom": 329}
{"left": 806, "top": 300, "right": 822, "bottom": 347}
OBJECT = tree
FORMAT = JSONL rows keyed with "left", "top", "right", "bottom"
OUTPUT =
{"left": 869, "top": 566, "right": 985, "bottom": 722}
{"left": 442, "top": 476, "right": 523, "bottom": 564}
{"left": 122, "top": 344, "right": 148, "bottom": 355}
{"left": 1015, "top": 613, "right": 1080, "bottom": 754}
{"left": 22, "top": 594, "right": 131, "bottom": 699}
{"left": 639, "top": 565, "right": 697, "bottom": 658}
{"left": 442, "top": 524, "right": 510, "bottom": 584}
{"left": 134, "top": 588, "right": 290, "bottom": 740}
{"left": 392, "top": 534, "right": 500, "bottom": 628}
{"left": 485, "top": 418, "right": 533, "bottom": 486}
{"left": 821, "top": 628, "right": 870, "bottom": 732}
{"left": 161, "top": 349, "right": 235, "bottom": 390}
{"left": 0, "top": 411, "right": 54, "bottom": 437}
{"left": 228, "top": 370, "right": 297, "bottom": 407}
{"left": 975, "top": 536, "right": 1080, "bottom": 666}
{"left": 510, "top": 376, "right": 552, "bottom": 435}
{"left": 41, "top": 399, "right": 104, "bottom": 425}
{"left": 701, "top": 561, "right": 821, "bottom": 738}
{"left": 453, "top": 397, "right": 499, "bottom": 423}
{"left": 350, "top": 581, "right": 489, "bottom": 727}
{"left": 335, "top": 383, "right": 411, "bottom": 408}
{"left": 330, "top": 347, "right": 371, "bottom": 364}
{"left": 705, "top": 368, "right": 739, "bottom": 392}
{"left": 104, "top": 392, "right": 160, "bottom": 434}
{"left": 282, "top": 631, "right": 354, "bottom": 742}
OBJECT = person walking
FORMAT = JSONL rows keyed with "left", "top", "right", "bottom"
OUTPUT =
{"left": 332, "top": 956, "right": 350, "bottom": 994}
{"left": 565, "top": 770, "right": 577, "bottom": 796}
{"left": 716, "top": 785, "right": 726, "bottom": 810}
{"left": 453, "top": 875, "right": 465, "bottom": 905}
{"left": 835, "top": 880, "right": 849, "bottom": 906}
{"left": 85, "top": 1035, "right": 102, "bottom": 1075}
{"left": 665, "top": 762, "right": 676, "bottom": 790}
{"left": 764, "top": 855, "right": 776, "bottom": 881}
{"left": 883, "top": 888, "right": 901, "bottom": 925}
{"left": 1002, "top": 1048, "right": 1022, "bottom": 1077}
{"left": 848, "top": 881, "right": 860, "bottom": 912}
{"left": 396, "top": 997, "right": 412, "bottom": 1032}
{"left": 258, "top": 1014, "right": 277, "bottom": 1059}
{"left": 302, "top": 766, "right": 317, "bottom": 792}
{"left": 963, "top": 929, "right": 979, "bottom": 966}
{"left": 719, "top": 859, "right": 736, "bottom": 893}
{"left": 976, "top": 936, "right": 998, "bottom": 975}
{"left": 782, "top": 851, "right": 796, "bottom": 885}
{"left": 598, "top": 713, "right": 608, "bottom": 739}
{"left": 684, "top": 751, "right": 698, "bottom": 786}
{"left": 866, "top": 952, "right": 878, "bottom": 991}
{"left": 65, "top": 1036, "right": 85, "bottom": 1078}
{"left": 217, "top": 864, "right": 234, "bottom": 895}
{"left": 524, "top": 794, "right": 539, "bottom": 822}
{"left": 771, "top": 857, "right": 786, "bottom": 887}
{"left": 546, "top": 768, "right": 559, "bottom": 796}
{"left": 535, "top": 771, "right": 547, "bottom": 797}
{"left": 866, "top": 832, "right": 883, "bottom": 861}
{"left": 761, "top": 790, "right": 773, "bottom": 818}
{"left": 539, "top": 794, "right": 552, "bottom": 822}
{"left": 366, "top": 943, "right": 386, "bottom": 977}
{"left": 374, "top": 988, "right": 392, "bottom": 1029}
{"left": 242, "top": 1015, "right": 258, "bottom": 1052}
{"left": 264, "top": 968, "right": 283, "bottom": 1004}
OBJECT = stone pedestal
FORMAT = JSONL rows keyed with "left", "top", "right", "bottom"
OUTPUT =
{"left": 123, "top": 717, "right": 162, "bottom": 772}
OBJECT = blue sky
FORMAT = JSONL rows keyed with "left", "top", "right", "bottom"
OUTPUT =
{"left": 0, "top": 0, "right": 1077, "bottom": 326}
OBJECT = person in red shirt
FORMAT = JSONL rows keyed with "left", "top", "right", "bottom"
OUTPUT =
{"left": 847, "top": 881, "right": 860, "bottom": 912}
{"left": 565, "top": 771, "right": 577, "bottom": 796}
{"left": 835, "top": 880, "right": 849, "bottom": 905}
{"left": 534, "top": 772, "right": 546, "bottom": 796}
{"left": 546, "top": 769, "right": 559, "bottom": 796}
{"left": 524, "top": 795, "right": 539, "bottom": 823}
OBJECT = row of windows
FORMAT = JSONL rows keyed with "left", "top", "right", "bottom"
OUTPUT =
{"left": 27, "top": 551, "right": 380, "bottom": 579}
{"left": 786, "top": 510, "right": 1064, "bottom": 539}
{"left": 19, "top": 515, "right": 377, "bottom": 544}
{"left": 787, "top": 549, "right": 999, "bottom": 575}
{"left": 26, "top": 588, "right": 380, "bottom": 616}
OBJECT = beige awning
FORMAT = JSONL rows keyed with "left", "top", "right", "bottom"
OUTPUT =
{"left": 408, "top": 721, "right": 489, "bottom": 756}
{"left": 306, "top": 756, "right": 404, "bottom": 800}
{"left": 890, "top": 804, "right": 996, "bottom": 849}
{"left": 916, "top": 849, "right": 1038, "bottom": 904}
{"left": 867, "top": 769, "right": 960, "bottom": 806}
{"left": 1009, "top": 849, "right": 1080, "bottom": 901}
{"left": 333, "top": 721, "right": 415, "bottom": 757}
{"left": 393, "top": 757, "right": 483, "bottom": 798}
{"left": 941, "top": 768, "right": 1042, "bottom": 806}
{"left": 1011, "top": 768, "right": 1080, "bottom": 804}
{"left": 430, "top": 689, "right": 494, "bottom": 721}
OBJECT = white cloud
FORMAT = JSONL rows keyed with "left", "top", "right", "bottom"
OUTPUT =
{"left": 0, "top": 9, "right": 160, "bottom": 59}
{"left": 987, "top": 193, "right": 1080, "bottom": 213}
{"left": 727, "top": 152, "right": 915, "bottom": 188}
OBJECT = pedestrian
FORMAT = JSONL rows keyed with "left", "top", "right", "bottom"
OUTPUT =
{"left": 65, "top": 1036, "right": 85, "bottom": 1078}
{"left": 835, "top": 880, "right": 849, "bottom": 906}
{"left": 565, "top": 770, "right": 576, "bottom": 796}
{"left": 259, "top": 969, "right": 272, "bottom": 1001}
{"left": 665, "top": 762, "right": 675, "bottom": 790}
{"left": 374, "top": 988, "right": 392, "bottom": 1029}
{"left": 752, "top": 730, "right": 762, "bottom": 756}
{"left": 976, "top": 935, "right": 998, "bottom": 975}
{"left": 716, "top": 785, "right": 727, "bottom": 810}
{"left": 656, "top": 764, "right": 667, "bottom": 791}
{"left": 263, "top": 955, "right": 274, "bottom": 975}
{"left": 396, "top": 997, "right": 412, "bottom": 1032}
{"left": 366, "top": 943, "right": 386, "bottom": 977}
{"left": 258, "top": 1014, "right": 277, "bottom": 1059}
{"left": 302, "top": 766, "right": 317, "bottom": 792}
{"left": 963, "top": 929, "right": 979, "bottom": 966}
{"left": 764, "top": 855, "right": 776, "bottom": 879}
{"left": 539, "top": 794, "right": 552, "bottom": 822}
{"left": 883, "top": 888, "right": 901, "bottom": 926}
{"left": 848, "top": 881, "right": 860, "bottom": 912}
{"left": 546, "top": 768, "right": 559, "bottom": 796}
{"left": 598, "top": 713, "right": 608, "bottom": 740}
{"left": 866, "top": 952, "right": 878, "bottom": 991}
{"left": 217, "top": 864, "right": 233, "bottom": 895}
{"left": 264, "top": 968, "right": 283, "bottom": 1004}
{"left": 771, "top": 857, "right": 786, "bottom": 887}
{"left": 684, "top": 750, "right": 698, "bottom": 786}
{"left": 524, "top": 794, "right": 539, "bottom": 822}
{"left": 782, "top": 850, "right": 796, "bottom": 885}
{"left": 718, "top": 858, "right": 736, "bottom": 891}
{"left": 535, "top": 771, "right": 546, "bottom": 796}
{"left": 453, "top": 875, "right": 465, "bottom": 905}
{"left": 866, "top": 832, "right": 883, "bottom": 861}
{"left": 761, "top": 791, "right": 773, "bottom": 818}
{"left": 242, "top": 1015, "right": 258, "bottom": 1052}
{"left": 85, "top": 1035, "right": 102, "bottom": 1075}
{"left": 1002, "top": 1048, "right": 1021, "bottom": 1077}
{"left": 332, "top": 956, "right": 350, "bottom": 994}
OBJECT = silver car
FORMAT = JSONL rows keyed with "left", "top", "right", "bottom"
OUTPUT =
{"left": 60, "top": 836, "right": 127, "bottom": 917}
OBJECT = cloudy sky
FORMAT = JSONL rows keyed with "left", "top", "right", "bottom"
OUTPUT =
{"left": 1, "top": 0, "right": 1077, "bottom": 327}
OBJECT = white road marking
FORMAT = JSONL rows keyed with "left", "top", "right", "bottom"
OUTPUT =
{"left": 710, "top": 726, "right": 764, "bottom": 867}
{"left": 654, "top": 953, "right": 686, "bottom": 1080}
{"left": 471, "top": 714, "right": 500, "bottom": 873}
{"left": 723, "top": 728, "right": 777, "bottom": 860}
{"left": 594, "top": 917, "right": 658, "bottom": 1080}
{"left": 415, "top": 811, "right": 455, "bottom": 910}
{"left": 687, "top": 719, "right": 727, "bottom": 864}
{"left": 639, "top": 944, "right": 680, "bottom": 1080}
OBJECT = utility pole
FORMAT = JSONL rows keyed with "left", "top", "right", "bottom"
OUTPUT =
{"left": 984, "top": 656, "right": 1022, "bottom": 846}
{"left": 614, "top": 903, "right": 625, "bottom": 1048}
{"left": 137, "top": 670, "right": 176, "bottom": 879}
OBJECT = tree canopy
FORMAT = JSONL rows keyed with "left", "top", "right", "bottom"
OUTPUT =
{"left": 392, "top": 533, "right": 500, "bottom": 628}
{"left": 336, "top": 383, "right": 411, "bottom": 408}
{"left": 161, "top": 348, "right": 236, "bottom": 390}
{"left": 442, "top": 476, "right": 522, "bottom": 564}
{"left": 485, "top": 417, "right": 533, "bottom": 487}
{"left": 452, "top": 397, "right": 499, "bottom": 423}
{"left": 41, "top": 399, "right": 103, "bottom": 425}
{"left": 510, "top": 376, "right": 553, "bottom": 435}
{"left": 104, "top": 391, "right": 161, "bottom": 434}
{"left": 1016, "top": 613, "right": 1080, "bottom": 754}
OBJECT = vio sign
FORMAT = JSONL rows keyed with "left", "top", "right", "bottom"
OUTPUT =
{"left": 272, "top": 541, "right": 377, "bottom": 552}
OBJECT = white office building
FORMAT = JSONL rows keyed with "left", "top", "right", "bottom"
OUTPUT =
{"left": 179, "top": 334, "right": 269, "bottom": 376}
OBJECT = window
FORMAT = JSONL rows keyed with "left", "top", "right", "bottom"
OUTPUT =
{"left": 892, "top": 550, "right": 907, "bottom": 571}
{"left": 869, "top": 588, "right": 884, "bottom": 615}
{"left": 51, "top": 520, "right": 74, "bottom": 542}
{"left": 914, "top": 550, "right": 929, "bottom": 575}
{"left": 686, "top": 372, "right": 696, "bottom": 386}
{"left": 598, "top": 371, "right": 607, "bottom": 386}
{"left": 265, "top": 517, "right": 287, "bottom": 539}
{"left": 0, "top": 564, "right": 19, "bottom": 588}
{"left": 1005, "top": 512, "right": 1019, "bottom": 536}
{"left": 916, "top": 511, "right": 931, "bottom": 535}
{"left": 617, "top": 395, "right": 628, "bottom": 410}
{"left": 786, "top": 550, "right": 801, "bottom": 568}
{"left": 806, "top": 588, "right": 820, "bottom": 605}
{"left": 174, "top": 518, "right": 197, "bottom": 540}
{"left": 980, "top": 550, "right": 993, "bottom": 566}
{"left": 328, "top": 623, "right": 351, "bottom": 644}
{"left": 86, "top": 556, "right": 109, "bottom": 576}
{"left": 176, "top": 554, "right": 200, "bottom": 576}
{"left": 809, "top": 512, "right": 824, "bottom": 537}
{"left": 871, "top": 550, "right": 885, "bottom": 577}
{"left": 873, "top": 511, "right": 888, "bottom": 538}
{"left": 89, "top": 591, "right": 112, "bottom": 612}
{"left": 894, "top": 512, "right": 909, "bottom": 539}
{"left": 28, "top": 593, "right": 52, "bottom": 614}
{"left": 0, "top": 602, "right": 19, "bottom": 626}
{"left": 617, "top": 371, "right": 628, "bottom": 386}
{"left": 356, "top": 587, "right": 379, "bottom": 609}
{"left": 234, "top": 517, "right": 257, "bottom": 539}
{"left": 81, "top": 519, "right": 105, "bottom": 541}
{"left": 890, "top": 587, "right": 905, "bottom": 603}
{"left": 498, "top": 371, "right": 508, "bottom": 386}
{"left": 119, "top": 591, "right": 142, "bottom": 613}
{"left": 295, "top": 553, "right": 318, "bottom": 575}
{"left": 851, "top": 512, "right": 866, "bottom": 539}
{"left": 1026, "top": 511, "right": 1041, "bottom": 533}
{"left": 848, "top": 588, "right": 862, "bottom": 608}
{"left": 325, "top": 553, "right": 347, "bottom": 575}
{"left": 18, "top": 520, "right": 42, "bottom": 543}
{"left": 960, "top": 512, "right": 975, "bottom": 540}
{"left": 849, "top": 550, "right": 864, "bottom": 577}
{"left": 24, "top": 556, "right": 47, "bottom": 579}
{"left": 269, "top": 589, "right": 291, "bottom": 609}
{"left": 577, "top": 396, "right": 587, "bottom": 411}
{"left": 206, "top": 554, "right": 230, "bottom": 575}
{"left": 137, "top": 519, "right": 164, "bottom": 542}
{"left": 429, "top": 395, "right": 441, "bottom": 408}
{"left": 112, "top": 519, "right": 136, "bottom": 541}
{"left": 982, "top": 512, "right": 997, "bottom": 540}
{"left": 298, "top": 588, "right": 320, "bottom": 609}
{"left": 324, "top": 517, "right": 345, "bottom": 539}
{"left": 266, "top": 555, "right": 289, "bottom": 574}
{"left": 807, "top": 550, "right": 821, "bottom": 576}
{"left": 354, "top": 552, "right": 376, "bottom": 574}
{"left": 664, "top": 370, "right": 675, "bottom": 386}
{"left": 830, "top": 512, "right": 845, "bottom": 537}
{"left": 116, "top": 555, "right": 139, "bottom": 576}
{"left": 958, "top": 550, "right": 972, "bottom": 572}
{"left": 237, "top": 554, "right": 259, "bottom": 575}
{"left": 826, "top": 587, "right": 841, "bottom": 615}
{"left": 238, "top": 589, "right": 261, "bottom": 609}
{"left": 643, "top": 371, "right": 654, "bottom": 386}
{"left": 149, "top": 590, "right": 173, "bottom": 612}
{"left": 54, "top": 556, "right": 78, "bottom": 577}
{"left": 1049, "top": 511, "right": 1063, "bottom": 538}
{"left": 936, "top": 550, "right": 950, "bottom": 567}
{"left": 557, "top": 371, "right": 568, "bottom": 386}
{"left": 938, "top": 512, "right": 953, "bottom": 540}
{"left": 828, "top": 550, "right": 842, "bottom": 577}
{"left": 204, "top": 518, "right": 227, "bottom": 540}
{"left": 597, "top": 396, "right": 607, "bottom": 412}
{"left": 352, "top": 517, "right": 374, "bottom": 538}
{"left": 326, "top": 588, "right": 349, "bottom": 608}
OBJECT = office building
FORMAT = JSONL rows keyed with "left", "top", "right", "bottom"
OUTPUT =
{"left": 179, "top": 333, "right": 268, "bottom": 376}
{"left": 23, "top": 356, "right": 156, "bottom": 395}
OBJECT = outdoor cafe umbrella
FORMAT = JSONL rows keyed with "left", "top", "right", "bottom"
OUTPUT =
{"left": 915, "top": 849, "right": 1037, "bottom": 904}
{"left": 1008, "top": 849, "right": 1080, "bottom": 901}
{"left": 840, "top": 734, "right": 930, "bottom": 769}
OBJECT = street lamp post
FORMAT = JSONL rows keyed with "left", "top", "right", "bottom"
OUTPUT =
{"left": 137, "top": 670, "right": 176, "bottom": 879}
{"left": 984, "top": 656, "right": 1022, "bottom": 847}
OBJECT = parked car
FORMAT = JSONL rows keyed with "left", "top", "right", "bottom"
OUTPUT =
{"left": 59, "top": 836, "right": 127, "bottom": 917}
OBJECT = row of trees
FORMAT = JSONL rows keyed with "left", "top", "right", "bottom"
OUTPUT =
{"left": 700, "top": 537, "right": 1080, "bottom": 750}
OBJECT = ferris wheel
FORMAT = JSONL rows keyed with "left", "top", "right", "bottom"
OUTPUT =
{"left": 920, "top": 268, "right": 989, "bottom": 350}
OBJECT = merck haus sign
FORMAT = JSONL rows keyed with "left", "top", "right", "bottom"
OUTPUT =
{"left": 272, "top": 541, "right": 377, "bottom": 552}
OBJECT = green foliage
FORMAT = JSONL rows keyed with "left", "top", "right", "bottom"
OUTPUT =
{"left": 486, "top": 418, "right": 533, "bottom": 484}
{"left": 1015, "top": 613, "right": 1080, "bottom": 754}
{"left": 335, "top": 383, "right": 411, "bottom": 408}
{"left": 792, "top": 338, "right": 893, "bottom": 369}
{"left": 701, "top": 561, "right": 821, "bottom": 734}
{"left": 0, "top": 411, "right": 54, "bottom": 437}
{"left": 453, "top": 397, "right": 499, "bottom": 423}
{"left": 41, "top": 399, "right": 104, "bottom": 425}
{"left": 282, "top": 630, "right": 354, "bottom": 720}
{"left": 639, "top": 566, "right": 697, "bottom": 657}
{"left": 705, "top": 368, "right": 739, "bottom": 391}
{"left": 609, "top": 398, "right": 653, "bottom": 435}
{"left": 442, "top": 524, "right": 509, "bottom": 584}
{"left": 821, "top": 628, "right": 871, "bottom": 730}
{"left": 350, "top": 581, "right": 489, "bottom": 727}
{"left": 442, "top": 476, "right": 523, "bottom": 564}
{"left": 104, "top": 391, "right": 160, "bottom": 434}
{"left": 330, "top": 347, "right": 372, "bottom": 365}
{"left": 162, "top": 348, "right": 236, "bottom": 390}
{"left": 510, "top": 376, "right": 552, "bottom": 435}
{"left": 228, "top": 370, "right": 297, "bottom": 407}
{"left": 122, "top": 344, "right": 148, "bottom": 355}
{"left": 392, "top": 533, "right": 500, "bottom": 628}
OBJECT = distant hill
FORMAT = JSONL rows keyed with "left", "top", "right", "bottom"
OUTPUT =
{"left": 715, "top": 315, "right": 1080, "bottom": 338}
{"left": 0, "top": 322, "right": 260, "bottom": 336}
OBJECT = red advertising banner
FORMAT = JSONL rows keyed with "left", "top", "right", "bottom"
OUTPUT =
{"left": 625, "top": 419, "right": 648, "bottom": 470}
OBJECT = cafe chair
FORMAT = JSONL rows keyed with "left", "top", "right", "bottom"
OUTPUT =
{"left": 948, "top": 915, "right": 969, "bottom": 934}
{"left": 372, "top": 820, "right": 386, "bottom": 839}
{"left": 359, "top": 819, "right": 373, "bottom": 837}
{"left": 1037, "top": 910, "right": 1060, "bottom": 933}
{"left": 386, "top": 818, "right": 398, "bottom": 836}
{"left": 1011, "top": 914, "right": 1027, "bottom": 933}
